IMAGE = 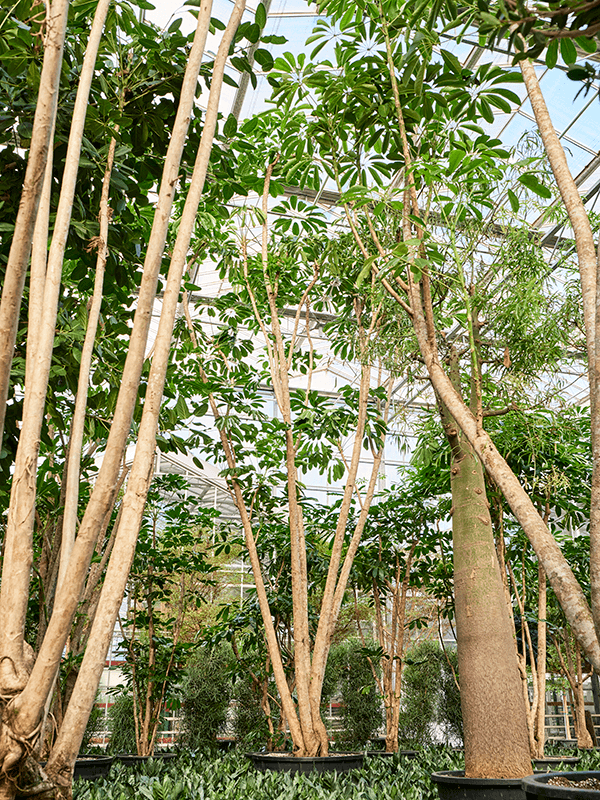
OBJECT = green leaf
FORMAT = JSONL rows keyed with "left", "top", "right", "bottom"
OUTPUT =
{"left": 440, "top": 49, "right": 462, "bottom": 75}
{"left": 223, "top": 114, "right": 237, "bottom": 138}
{"left": 567, "top": 66, "right": 591, "bottom": 81}
{"left": 560, "top": 38, "right": 577, "bottom": 65}
{"left": 448, "top": 149, "right": 464, "bottom": 172}
{"left": 254, "top": 48, "right": 274, "bottom": 71}
{"left": 255, "top": 2, "right": 267, "bottom": 28}
{"left": 546, "top": 39, "right": 558, "bottom": 69}
{"left": 507, "top": 188, "right": 520, "bottom": 213}
{"left": 576, "top": 36, "right": 597, "bottom": 55}
{"left": 518, "top": 172, "right": 551, "bottom": 198}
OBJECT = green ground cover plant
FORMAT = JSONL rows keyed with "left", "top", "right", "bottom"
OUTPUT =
{"left": 72, "top": 749, "right": 600, "bottom": 800}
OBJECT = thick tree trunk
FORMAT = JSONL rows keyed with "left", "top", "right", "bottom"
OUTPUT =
{"left": 451, "top": 438, "right": 532, "bottom": 778}
{"left": 410, "top": 333, "right": 600, "bottom": 672}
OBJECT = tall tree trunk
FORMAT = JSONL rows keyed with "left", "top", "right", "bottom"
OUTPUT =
{"left": 57, "top": 134, "right": 117, "bottom": 594}
{"left": 0, "top": 0, "right": 215, "bottom": 791}
{"left": 535, "top": 565, "right": 547, "bottom": 758}
{"left": 44, "top": 1, "right": 243, "bottom": 788}
{"left": 519, "top": 58, "right": 600, "bottom": 648}
{"left": 403, "top": 315, "right": 600, "bottom": 672}
{"left": 8, "top": 0, "right": 213, "bottom": 734}
{"left": 450, "top": 436, "right": 531, "bottom": 778}
{"left": 0, "top": 0, "right": 69, "bottom": 456}
{"left": 0, "top": 0, "right": 111, "bottom": 756}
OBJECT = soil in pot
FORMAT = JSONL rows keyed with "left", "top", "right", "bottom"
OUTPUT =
{"left": 523, "top": 771, "right": 600, "bottom": 800}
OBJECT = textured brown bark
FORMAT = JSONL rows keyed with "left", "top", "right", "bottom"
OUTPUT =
{"left": 451, "top": 440, "right": 532, "bottom": 778}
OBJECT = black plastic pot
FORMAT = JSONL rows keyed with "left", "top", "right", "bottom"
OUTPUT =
{"left": 365, "top": 749, "right": 417, "bottom": 759}
{"left": 247, "top": 752, "right": 364, "bottom": 773}
{"left": 523, "top": 771, "right": 600, "bottom": 800}
{"left": 532, "top": 759, "right": 581, "bottom": 771}
{"left": 401, "top": 750, "right": 419, "bottom": 759}
{"left": 73, "top": 756, "right": 114, "bottom": 781}
{"left": 115, "top": 752, "right": 177, "bottom": 766}
{"left": 217, "top": 738, "right": 237, "bottom": 752}
{"left": 366, "top": 751, "right": 395, "bottom": 759}
{"left": 432, "top": 770, "right": 528, "bottom": 800}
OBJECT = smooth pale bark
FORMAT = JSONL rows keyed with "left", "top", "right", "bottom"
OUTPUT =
{"left": 0, "top": 0, "right": 69, "bottom": 455}
{"left": 182, "top": 302, "right": 307, "bottom": 752}
{"left": 256, "top": 163, "right": 316, "bottom": 752}
{"left": 451, "top": 438, "right": 531, "bottom": 778}
{"left": 509, "top": 559, "right": 541, "bottom": 758}
{"left": 26, "top": 130, "right": 54, "bottom": 380}
{"left": 519, "top": 58, "right": 600, "bottom": 647}
{"left": 57, "top": 135, "right": 117, "bottom": 595}
{"left": 0, "top": 0, "right": 109, "bottom": 701}
{"left": 9, "top": 0, "right": 214, "bottom": 738}
{"left": 44, "top": 1, "right": 242, "bottom": 784}
{"left": 535, "top": 566, "right": 547, "bottom": 758}
{"left": 360, "top": 547, "right": 414, "bottom": 753}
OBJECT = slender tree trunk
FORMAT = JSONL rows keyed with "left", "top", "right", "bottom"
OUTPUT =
{"left": 519, "top": 57, "right": 600, "bottom": 648}
{"left": 44, "top": 2, "right": 243, "bottom": 788}
{"left": 0, "top": 0, "right": 69, "bottom": 456}
{"left": 451, "top": 436, "right": 531, "bottom": 778}
{"left": 0, "top": 6, "right": 111, "bottom": 781}
{"left": 8, "top": 0, "right": 214, "bottom": 742}
{"left": 535, "top": 566, "right": 547, "bottom": 758}
{"left": 575, "top": 642, "right": 593, "bottom": 748}
{"left": 57, "top": 134, "right": 117, "bottom": 594}
{"left": 0, "top": 0, "right": 214, "bottom": 789}
{"left": 26, "top": 121, "right": 54, "bottom": 382}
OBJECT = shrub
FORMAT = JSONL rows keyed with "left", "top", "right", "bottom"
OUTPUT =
{"left": 398, "top": 639, "right": 463, "bottom": 748}
{"left": 106, "top": 694, "right": 137, "bottom": 754}
{"left": 180, "top": 644, "right": 233, "bottom": 751}
{"left": 232, "top": 672, "right": 273, "bottom": 749}
{"left": 398, "top": 640, "right": 441, "bottom": 747}
{"left": 327, "top": 638, "right": 383, "bottom": 750}
{"left": 80, "top": 702, "right": 105, "bottom": 754}
{"left": 439, "top": 647, "right": 463, "bottom": 746}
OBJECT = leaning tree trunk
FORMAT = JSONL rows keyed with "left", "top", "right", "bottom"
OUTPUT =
{"left": 0, "top": 0, "right": 216, "bottom": 793}
{"left": 0, "top": 0, "right": 69, "bottom": 455}
{"left": 44, "top": 1, "right": 243, "bottom": 790}
{"left": 450, "top": 435, "right": 532, "bottom": 778}
{"left": 519, "top": 57, "right": 600, "bottom": 649}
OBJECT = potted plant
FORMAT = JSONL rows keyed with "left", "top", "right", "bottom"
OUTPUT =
{"left": 182, "top": 142, "right": 397, "bottom": 762}
{"left": 258, "top": 0, "right": 591, "bottom": 789}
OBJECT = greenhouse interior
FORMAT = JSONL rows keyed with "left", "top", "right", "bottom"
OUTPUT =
{"left": 2, "top": 0, "right": 600, "bottom": 797}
